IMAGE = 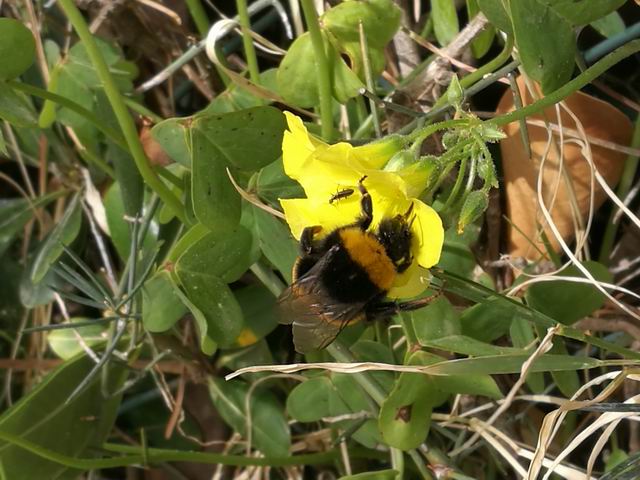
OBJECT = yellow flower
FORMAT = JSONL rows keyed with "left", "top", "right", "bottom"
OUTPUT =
{"left": 279, "top": 112, "right": 444, "bottom": 298}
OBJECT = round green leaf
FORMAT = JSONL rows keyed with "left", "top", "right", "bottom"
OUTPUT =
{"left": 142, "top": 270, "right": 188, "bottom": 332}
{"left": 176, "top": 226, "right": 254, "bottom": 284}
{"left": 233, "top": 284, "right": 279, "bottom": 346}
{"left": 175, "top": 270, "right": 243, "bottom": 348}
{"left": 48, "top": 318, "right": 109, "bottom": 360}
{"left": 525, "top": 261, "right": 612, "bottom": 324}
{"left": 379, "top": 372, "right": 433, "bottom": 451}
{"left": 509, "top": 0, "right": 577, "bottom": 93}
{"left": 321, "top": 0, "right": 401, "bottom": 49}
{"left": 286, "top": 376, "right": 333, "bottom": 422}
{"left": 251, "top": 207, "right": 298, "bottom": 283}
{"left": 277, "top": 33, "right": 321, "bottom": 108}
{"left": 0, "top": 19, "right": 35, "bottom": 80}
{"left": 191, "top": 106, "right": 285, "bottom": 171}
{"left": 0, "top": 86, "right": 38, "bottom": 128}
{"left": 150, "top": 118, "right": 191, "bottom": 167}
{"left": 460, "top": 296, "right": 519, "bottom": 343}
{"left": 412, "top": 296, "right": 461, "bottom": 344}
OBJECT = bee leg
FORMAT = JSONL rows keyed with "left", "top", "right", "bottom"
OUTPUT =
{"left": 356, "top": 176, "right": 373, "bottom": 231}
{"left": 367, "top": 290, "right": 443, "bottom": 320}
{"left": 300, "top": 225, "right": 323, "bottom": 255}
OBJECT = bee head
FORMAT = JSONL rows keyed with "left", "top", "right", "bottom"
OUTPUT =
{"left": 375, "top": 205, "right": 414, "bottom": 273}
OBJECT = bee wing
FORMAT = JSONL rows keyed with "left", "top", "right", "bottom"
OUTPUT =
{"left": 277, "top": 246, "right": 367, "bottom": 354}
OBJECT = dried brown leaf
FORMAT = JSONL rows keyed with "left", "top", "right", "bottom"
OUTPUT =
{"left": 497, "top": 76, "right": 633, "bottom": 260}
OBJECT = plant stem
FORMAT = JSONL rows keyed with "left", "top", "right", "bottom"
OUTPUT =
{"left": 185, "top": 0, "right": 209, "bottom": 37}
{"left": 57, "top": 0, "right": 187, "bottom": 224}
{"left": 359, "top": 22, "right": 381, "bottom": 138}
{"left": 432, "top": 35, "right": 514, "bottom": 112}
{"left": 490, "top": 40, "right": 640, "bottom": 127}
{"left": 300, "top": 0, "right": 334, "bottom": 141}
{"left": 236, "top": 0, "right": 261, "bottom": 85}
{"left": 599, "top": 115, "right": 640, "bottom": 263}
{"left": 0, "top": 428, "right": 341, "bottom": 468}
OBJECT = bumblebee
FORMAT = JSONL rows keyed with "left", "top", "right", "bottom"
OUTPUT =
{"left": 278, "top": 177, "right": 436, "bottom": 354}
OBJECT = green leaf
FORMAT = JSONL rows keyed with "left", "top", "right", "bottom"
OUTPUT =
{"left": 251, "top": 207, "right": 298, "bottom": 283}
{"left": 550, "top": 0, "right": 626, "bottom": 26}
{"left": 206, "top": 69, "right": 277, "bottom": 113}
{"left": 326, "top": 39, "right": 365, "bottom": 104}
{"left": 175, "top": 270, "right": 243, "bottom": 348}
{"left": 467, "top": 0, "right": 495, "bottom": 58}
{"left": 457, "top": 190, "right": 488, "bottom": 234}
{"left": 0, "top": 192, "right": 63, "bottom": 258}
{"left": 234, "top": 284, "right": 279, "bottom": 346}
{"left": 525, "top": 261, "right": 612, "bottom": 324}
{"left": 209, "top": 378, "right": 290, "bottom": 458}
{"left": 477, "top": 0, "right": 512, "bottom": 33}
{"left": 510, "top": 317, "right": 545, "bottom": 393}
{"left": 605, "top": 448, "right": 629, "bottom": 472}
{"left": 190, "top": 128, "right": 240, "bottom": 232}
{"left": 191, "top": 107, "right": 285, "bottom": 171}
{"left": 0, "top": 84, "right": 38, "bottom": 128}
{"left": 591, "top": 11, "right": 625, "bottom": 37}
{"left": 142, "top": 270, "right": 187, "bottom": 332}
{"left": 175, "top": 226, "right": 254, "bottom": 283}
{"left": 340, "top": 470, "right": 399, "bottom": 480}
{"left": 150, "top": 118, "right": 190, "bottom": 167}
{"left": 509, "top": 0, "right": 576, "bottom": 93}
{"left": 20, "top": 263, "right": 57, "bottom": 308}
{"left": 351, "top": 340, "right": 395, "bottom": 391}
{"left": 435, "top": 370, "right": 502, "bottom": 399}
{"left": 322, "top": 0, "right": 401, "bottom": 49}
{"left": 406, "top": 351, "right": 502, "bottom": 401}
{"left": 411, "top": 296, "right": 461, "bottom": 344}
{"left": 277, "top": 33, "right": 364, "bottom": 107}
{"left": 172, "top": 284, "right": 217, "bottom": 355}
{"left": 277, "top": 33, "right": 321, "bottom": 108}
{"left": 256, "top": 159, "right": 304, "bottom": 207}
{"left": 330, "top": 374, "right": 382, "bottom": 448}
{"left": 53, "top": 39, "right": 135, "bottom": 127}
{"left": 0, "top": 354, "right": 124, "bottom": 479}
{"left": 423, "top": 335, "right": 524, "bottom": 357}
{"left": 190, "top": 107, "right": 285, "bottom": 231}
{"left": 379, "top": 351, "right": 436, "bottom": 450}
{"left": 460, "top": 296, "right": 519, "bottom": 343}
{"left": 437, "top": 225, "right": 481, "bottom": 279}
{"left": 47, "top": 318, "right": 108, "bottom": 360}
{"left": 545, "top": 335, "right": 580, "bottom": 397}
{"left": 287, "top": 376, "right": 333, "bottom": 422}
{"left": 103, "top": 182, "right": 156, "bottom": 261}
{"left": 31, "top": 195, "right": 83, "bottom": 283}
{"left": 420, "top": 353, "right": 601, "bottom": 376}
{"left": 431, "top": 0, "right": 460, "bottom": 46}
{"left": 0, "top": 19, "right": 35, "bottom": 80}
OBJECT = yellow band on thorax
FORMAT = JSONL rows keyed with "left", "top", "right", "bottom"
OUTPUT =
{"left": 339, "top": 228, "right": 395, "bottom": 291}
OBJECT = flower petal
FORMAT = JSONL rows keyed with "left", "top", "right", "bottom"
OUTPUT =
{"left": 349, "top": 135, "right": 405, "bottom": 169}
{"left": 411, "top": 200, "right": 444, "bottom": 268}
{"left": 282, "top": 112, "right": 326, "bottom": 180}
{"left": 280, "top": 197, "right": 360, "bottom": 240}
{"left": 387, "top": 262, "right": 431, "bottom": 299}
